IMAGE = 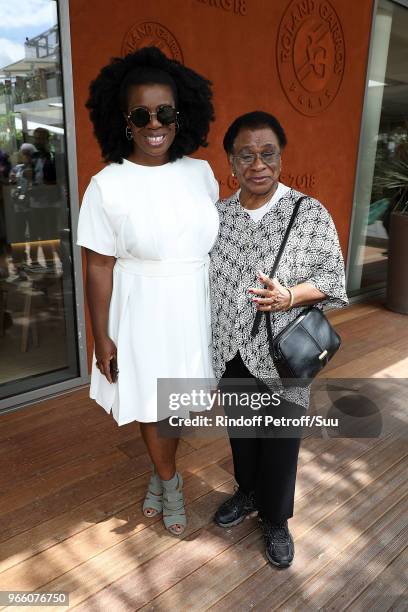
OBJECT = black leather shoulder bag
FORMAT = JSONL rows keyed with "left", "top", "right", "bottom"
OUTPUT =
{"left": 251, "top": 196, "right": 341, "bottom": 380}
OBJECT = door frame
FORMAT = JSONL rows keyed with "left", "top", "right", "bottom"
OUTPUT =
{"left": 0, "top": 0, "right": 90, "bottom": 414}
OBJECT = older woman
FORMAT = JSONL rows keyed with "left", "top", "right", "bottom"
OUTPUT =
{"left": 210, "top": 111, "right": 348, "bottom": 567}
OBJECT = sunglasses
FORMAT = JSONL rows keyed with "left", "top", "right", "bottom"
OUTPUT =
{"left": 127, "top": 105, "right": 179, "bottom": 128}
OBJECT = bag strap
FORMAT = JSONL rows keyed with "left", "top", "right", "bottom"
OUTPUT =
{"left": 251, "top": 195, "right": 306, "bottom": 338}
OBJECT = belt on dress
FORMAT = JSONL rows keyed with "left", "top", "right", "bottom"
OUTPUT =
{"left": 115, "top": 256, "right": 209, "bottom": 277}
{"left": 115, "top": 256, "right": 212, "bottom": 345}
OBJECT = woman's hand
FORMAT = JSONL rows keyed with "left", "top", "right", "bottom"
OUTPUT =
{"left": 248, "top": 271, "right": 292, "bottom": 312}
{"left": 94, "top": 335, "right": 117, "bottom": 383}
{"left": 85, "top": 248, "right": 116, "bottom": 383}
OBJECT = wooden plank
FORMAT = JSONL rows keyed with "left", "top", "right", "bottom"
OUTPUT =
{"left": 0, "top": 423, "right": 140, "bottom": 492}
{"left": 0, "top": 462, "right": 227, "bottom": 574}
{"left": 333, "top": 547, "right": 408, "bottom": 612}
{"left": 217, "top": 456, "right": 234, "bottom": 475}
{"left": 205, "top": 455, "right": 407, "bottom": 611}
{"left": 295, "top": 438, "right": 406, "bottom": 526}
{"left": 0, "top": 484, "right": 242, "bottom": 612}
{"left": 328, "top": 314, "right": 403, "bottom": 345}
{"left": 0, "top": 448, "right": 129, "bottom": 515}
{"left": 117, "top": 436, "right": 194, "bottom": 459}
{"left": 0, "top": 395, "right": 99, "bottom": 441}
{"left": 0, "top": 438, "right": 231, "bottom": 565}
{"left": 0, "top": 435, "right": 195, "bottom": 509}
{"left": 0, "top": 387, "right": 90, "bottom": 426}
{"left": 296, "top": 438, "right": 387, "bottom": 500}
{"left": 324, "top": 347, "right": 401, "bottom": 378}
{"left": 62, "top": 494, "right": 257, "bottom": 612}
{"left": 0, "top": 463, "right": 234, "bottom": 590}
{"left": 0, "top": 414, "right": 117, "bottom": 471}
{"left": 27, "top": 437, "right": 406, "bottom": 609}
{"left": 0, "top": 413, "right": 196, "bottom": 503}
{"left": 0, "top": 420, "right": 399, "bottom": 576}
{"left": 323, "top": 304, "right": 408, "bottom": 374}
{"left": 1, "top": 405, "right": 131, "bottom": 453}
{"left": 386, "top": 334, "right": 408, "bottom": 356}
{"left": 0, "top": 452, "right": 151, "bottom": 542}
{"left": 0, "top": 422, "right": 387, "bottom": 574}
{"left": 0, "top": 299, "right": 406, "bottom": 611}
{"left": 138, "top": 452, "right": 407, "bottom": 612}
{"left": 324, "top": 338, "right": 403, "bottom": 373}
{"left": 0, "top": 480, "right": 248, "bottom": 611}
{"left": 255, "top": 468, "right": 408, "bottom": 611}
{"left": 375, "top": 356, "right": 408, "bottom": 378}
{"left": 180, "top": 435, "right": 225, "bottom": 450}
{"left": 0, "top": 436, "right": 359, "bottom": 578}
{"left": 276, "top": 507, "right": 407, "bottom": 610}
{"left": 386, "top": 585, "right": 408, "bottom": 612}
{"left": 331, "top": 304, "right": 407, "bottom": 331}
{"left": 326, "top": 303, "right": 380, "bottom": 326}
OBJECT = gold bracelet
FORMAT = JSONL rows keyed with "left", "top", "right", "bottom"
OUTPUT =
{"left": 286, "top": 287, "right": 294, "bottom": 310}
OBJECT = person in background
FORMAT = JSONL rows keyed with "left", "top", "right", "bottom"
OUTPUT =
{"left": 29, "top": 127, "right": 59, "bottom": 271}
{"left": 9, "top": 143, "right": 37, "bottom": 278}
{"left": 0, "top": 149, "right": 11, "bottom": 279}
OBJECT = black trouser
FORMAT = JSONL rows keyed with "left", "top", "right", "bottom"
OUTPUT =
{"left": 220, "top": 352, "right": 302, "bottom": 524}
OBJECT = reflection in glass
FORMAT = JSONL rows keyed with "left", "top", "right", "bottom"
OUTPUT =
{"left": 347, "top": 0, "right": 408, "bottom": 295}
{"left": 0, "top": 1, "right": 79, "bottom": 400}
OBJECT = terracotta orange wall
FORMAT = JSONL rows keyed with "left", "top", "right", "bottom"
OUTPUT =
{"left": 69, "top": 0, "right": 374, "bottom": 367}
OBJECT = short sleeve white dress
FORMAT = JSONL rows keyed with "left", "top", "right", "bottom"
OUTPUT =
{"left": 76, "top": 156, "right": 220, "bottom": 425}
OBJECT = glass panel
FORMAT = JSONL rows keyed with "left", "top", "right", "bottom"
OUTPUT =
{"left": 0, "top": 0, "right": 79, "bottom": 401}
{"left": 347, "top": 0, "right": 408, "bottom": 296}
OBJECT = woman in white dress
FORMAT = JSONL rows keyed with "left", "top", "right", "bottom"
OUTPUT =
{"left": 76, "top": 47, "right": 219, "bottom": 535}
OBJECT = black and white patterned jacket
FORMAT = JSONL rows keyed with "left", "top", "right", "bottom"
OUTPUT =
{"left": 209, "top": 188, "right": 349, "bottom": 408}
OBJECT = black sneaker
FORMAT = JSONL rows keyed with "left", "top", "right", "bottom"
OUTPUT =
{"left": 261, "top": 519, "right": 294, "bottom": 568}
{"left": 214, "top": 487, "right": 257, "bottom": 527}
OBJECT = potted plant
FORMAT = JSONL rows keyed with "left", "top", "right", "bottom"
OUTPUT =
{"left": 376, "top": 140, "right": 408, "bottom": 314}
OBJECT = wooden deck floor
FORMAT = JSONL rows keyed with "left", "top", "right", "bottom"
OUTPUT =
{"left": 0, "top": 300, "right": 407, "bottom": 611}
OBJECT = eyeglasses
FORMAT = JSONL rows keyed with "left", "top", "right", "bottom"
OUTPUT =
{"left": 232, "top": 151, "right": 281, "bottom": 166}
{"left": 127, "top": 105, "right": 179, "bottom": 128}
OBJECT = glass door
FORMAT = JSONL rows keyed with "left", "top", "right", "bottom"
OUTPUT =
{"left": 347, "top": 0, "right": 408, "bottom": 296}
{"left": 0, "top": 0, "right": 81, "bottom": 403}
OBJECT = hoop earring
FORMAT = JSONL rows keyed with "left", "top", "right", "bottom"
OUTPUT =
{"left": 125, "top": 126, "right": 133, "bottom": 141}
{"left": 175, "top": 119, "right": 180, "bottom": 134}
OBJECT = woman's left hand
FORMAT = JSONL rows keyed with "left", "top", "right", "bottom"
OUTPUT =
{"left": 248, "top": 271, "right": 292, "bottom": 312}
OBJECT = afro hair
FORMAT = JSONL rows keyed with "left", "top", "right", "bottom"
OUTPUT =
{"left": 86, "top": 46, "right": 215, "bottom": 164}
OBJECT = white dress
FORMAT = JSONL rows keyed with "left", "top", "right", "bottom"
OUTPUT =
{"left": 76, "top": 156, "right": 220, "bottom": 425}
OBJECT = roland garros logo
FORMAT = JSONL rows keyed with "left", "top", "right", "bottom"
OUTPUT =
{"left": 277, "top": 0, "right": 345, "bottom": 116}
{"left": 122, "top": 22, "right": 184, "bottom": 62}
